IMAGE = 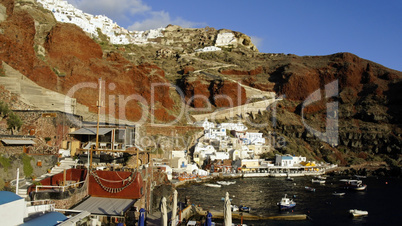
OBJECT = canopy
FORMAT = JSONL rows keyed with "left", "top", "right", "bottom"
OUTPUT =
{"left": 72, "top": 197, "right": 136, "bottom": 216}
{"left": 1, "top": 139, "right": 35, "bottom": 145}
{"left": 69, "top": 127, "right": 113, "bottom": 135}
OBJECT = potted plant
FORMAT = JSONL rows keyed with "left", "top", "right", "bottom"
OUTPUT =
{"left": 57, "top": 162, "right": 61, "bottom": 166}
{"left": 47, "top": 169, "right": 51, "bottom": 173}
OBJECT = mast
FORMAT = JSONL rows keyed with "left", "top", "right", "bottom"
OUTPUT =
{"left": 90, "top": 78, "right": 102, "bottom": 170}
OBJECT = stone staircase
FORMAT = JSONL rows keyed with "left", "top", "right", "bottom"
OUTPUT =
{"left": 15, "top": 157, "right": 77, "bottom": 200}
{"left": 0, "top": 62, "right": 79, "bottom": 112}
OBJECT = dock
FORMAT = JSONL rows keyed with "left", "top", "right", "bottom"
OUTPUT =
{"left": 200, "top": 209, "right": 307, "bottom": 221}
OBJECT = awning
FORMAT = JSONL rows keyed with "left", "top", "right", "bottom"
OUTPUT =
{"left": 69, "top": 128, "right": 113, "bottom": 136}
{"left": 72, "top": 197, "right": 136, "bottom": 216}
{"left": 1, "top": 139, "right": 36, "bottom": 145}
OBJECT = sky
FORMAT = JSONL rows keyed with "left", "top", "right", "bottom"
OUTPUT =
{"left": 66, "top": 0, "right": 402, "bottom": 71}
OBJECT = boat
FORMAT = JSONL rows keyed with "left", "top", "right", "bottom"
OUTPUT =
{"left": 332, "top": 191, "right": 345, "bottom": 196}
{"left": 305, "top": 186, "right": 316, "bottom": 192}
{"left": 217, "top": 181, "right": 236, "bottom": 185}
{"left": 204, "top": 183, "right": 221, "bottom": 188}
{"left": 231, "top": 205, "right": 239, "bottom": 212}
{"left": 239, "top": 205, "right": 251, "bottom": 212}
{"left": 340, "top": 179, "right": 367, "bottom": 191}
{"left": 286, "top": 176, "right": 294, "bottom": 181}
{"left": 277, "top": 194, "right": 296, "bottom": 210}
{"left": 312, "top": 179, "right": 326, "bottom": 184}
{"left": 349, "top": 209, "right": 368, "bottom": 217}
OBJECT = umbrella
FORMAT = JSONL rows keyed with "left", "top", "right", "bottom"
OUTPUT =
{"left": 224, "top": 192, "right": 232, "bottom": 226}
{"left": 138, "top": 208, "right": 146, "bottom": 226}
{"left": 171, "top": 189, "right": 178, "bottom": 226}
{"left": 205, "top": 212, "right": 212, "bottom": 226}
{"left": 161, "top": 197, "right": 168, "bottom": 226}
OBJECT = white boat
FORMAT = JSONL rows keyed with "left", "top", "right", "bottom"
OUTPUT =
{"left": 204, "top": 183, "right": 221, "bottom": 188}
{"left": 286, "top": 176, "right": 294, "bottom": 181}
{"left": 305, "top": 186, "right": 316, "bottom": 192}
{"left": 217, "top": 181, "right": 236, "bottom": 185}
{"left": 349, "top": 209, "right": 368, "bottom": 217}
{"left": 231, "top": 204, "right": 239, "bottom": 212}
{"left": 332, "top": 191, "right": 345, "bottom": 196}
{"left": 340, "top": 179, "right": 367, "bottom": 191}
{"left": 312, "top": 179, "right": 326, "bottom": 184}
{"left": 277, "top": 194, "right": 296, "bottom": 210}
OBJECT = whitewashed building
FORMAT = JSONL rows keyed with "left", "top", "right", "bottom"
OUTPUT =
{"left": 275, "top": 155, "right": 307, "bottom": 167}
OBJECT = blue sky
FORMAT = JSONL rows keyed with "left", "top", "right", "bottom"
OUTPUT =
{"left": 67, "top": 0, "right": 402, "bottom": 71}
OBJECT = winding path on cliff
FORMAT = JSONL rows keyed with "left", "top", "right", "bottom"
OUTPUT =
{"left": 180, "top": 53, "right": 280, "bottom": 122}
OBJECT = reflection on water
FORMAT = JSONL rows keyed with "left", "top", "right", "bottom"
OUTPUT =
{"left": 176, "top": 176, "right": 401, "bottom": 225}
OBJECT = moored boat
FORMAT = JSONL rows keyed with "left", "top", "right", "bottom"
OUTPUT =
{"left": 305, "top": 186, "right": 316, "bottom": 192}
{"left": 312, "top": 179, "right": 326, "bottom": 184}
{"left": 349, "top": 209, "right": 368, "bottom": 217}
{"left": 239, "top": 205, "right": 251, "bottom": 212}
{"left": 204, "top": 183, "right": 221, "bottom": 188}
{"left": 277, "top": 194, "right": 296, "bottom": 210}
{"left": 332, "top": 191, "right": 345, "bottom": 196}
{"left": 340, "top": 179, "right": 367, "bottom": 191}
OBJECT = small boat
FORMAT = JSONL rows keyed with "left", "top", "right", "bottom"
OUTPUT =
{"left": 277, "top": 194, "right": 296, "bottom": 210}
{"left": 231, "top": 205, "right": 239, "bottom": 212}
{"left": 332, "top": 191, "right": 345, "bottom": 196}
{"left": 239, "top": 205, "right": 251, "bottom": 212}
{"left": 221, "top": 197, "right": 233, "bottom": 201}
{"left": 340, "top": 179, "right": 367, "bottom": 191}
{"left": 312, "top": 179, "right": 326, "bottom": 184}
{"left": 305, "top": 186, "right": 316, "bottom": 192}
{"left": 204, "top": 183, "right": 221, "bottom": 188}
{"left": 286, "top": 176, "right": 294, "bottom": 181}
{"left": 349, "top": 209, "right": 368, "bottom": 217}
{"left": 217, "top": 181, "right": 236, "bottom": 185}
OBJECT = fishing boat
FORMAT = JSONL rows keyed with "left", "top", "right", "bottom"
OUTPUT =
{"left": 349, "top": 209, "right": 368, "bottom": 217}
{"left": 332, "top": 191, "right": 345, "bottom": 196}
{"left": 277, "top": 194, "right": 296, "bottom": 210}
{"left": 204, "top": 183, "right": 221, "bottom": 188}
{"left": 305, "top": 186, "right": 316, "bottom": 192}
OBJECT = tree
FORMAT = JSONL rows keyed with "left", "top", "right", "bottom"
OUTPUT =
{"left": 7, "top": 112, "right": 23, "bottom": 135}
{"left": 0, "top": 101, "right": 10, "bottom": 118}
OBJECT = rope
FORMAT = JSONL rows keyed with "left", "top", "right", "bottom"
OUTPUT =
{"left": 91, "top": 171, "right": 138, "bottom": 193}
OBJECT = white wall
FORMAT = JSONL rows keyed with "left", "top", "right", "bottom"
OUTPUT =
{"left": 0, "top": 199, "right": 25, "bottom": 225}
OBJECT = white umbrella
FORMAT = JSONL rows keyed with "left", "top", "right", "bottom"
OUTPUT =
{"left": 224, "top": 192, "right": 232, "bottom": 226}
{"left": 171, "top": 189, "right": 178, "bottom": 226}
{"left": 161, "top": 197, "right": 168, "bottom": 226}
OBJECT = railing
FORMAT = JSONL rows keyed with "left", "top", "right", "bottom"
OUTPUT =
{"left": 35, "top": 180, "right": 86, "bottom": 192}
{"left": 26, "top": 199, "right": 55, "bottom": 216}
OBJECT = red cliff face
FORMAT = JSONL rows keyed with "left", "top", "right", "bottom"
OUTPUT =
{"left": 179, "top": 77, "right": 247, "bottom": 109}
{"left": 0, "top": 2, "right": 175, "bottom": 122}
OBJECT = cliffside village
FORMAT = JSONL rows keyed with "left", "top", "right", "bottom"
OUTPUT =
{"left": 36, "top": 0, "right": 236, "bottom": 52}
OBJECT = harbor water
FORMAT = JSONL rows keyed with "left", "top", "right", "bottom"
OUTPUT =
{"left": 176, "top": 176, "right": 401, "bottom": 225}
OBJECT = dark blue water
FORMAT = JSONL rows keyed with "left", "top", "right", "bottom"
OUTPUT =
{"left": 177, "top": 176, "right": 402, "bottom": 225}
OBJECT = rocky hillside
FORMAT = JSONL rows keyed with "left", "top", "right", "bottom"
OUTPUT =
{"left": 0, "top": 0, "right": 401, "bottom": 172}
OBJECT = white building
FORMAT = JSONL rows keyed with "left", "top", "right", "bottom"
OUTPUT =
{"left": 195, "top": 46, "right": 222, "bottom": 52}
{"left": 204, "top": 128, "right": 226, "bottom": 139}
{"left": 217, "top": 122, "right": 247, "bottom": 131}
{"left": 275, "top": 155, "right": 307, "bottom": 167}
{"left": 194, "top": 118, "right": 215, "bottom": 130}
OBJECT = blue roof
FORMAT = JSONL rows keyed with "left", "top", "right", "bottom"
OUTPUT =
{"left": 22, "top": 212, "right": 67, "bottom": 226}
{"left": 0, "top": 191, "right": 23, "bottom": 205}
